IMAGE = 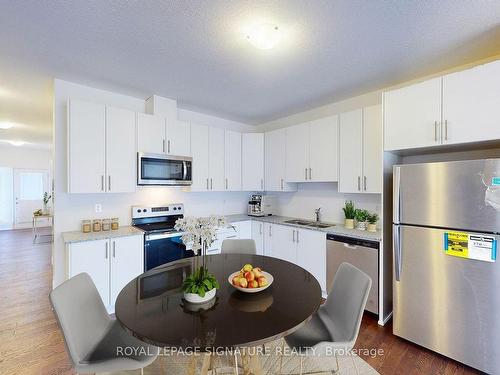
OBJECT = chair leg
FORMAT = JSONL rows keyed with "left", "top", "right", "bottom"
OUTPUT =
{"left": 299, "top": 356, "right": 304, "bottom": 375}
{"left": 279, "top": 340, "right": 285, "bottom": 375}
{"left": 351, "top": 355, "right": 359, "bottom": 375}
{"left": 234, "top": 351, "right": 239, "bottom": 375}
{"left": 333, "top": 353, "right": 340, "bottom": 374}
{"left": 141, "top": 368, "right": 144, "bottom": 375}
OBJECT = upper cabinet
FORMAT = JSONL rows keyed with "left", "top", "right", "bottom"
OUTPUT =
{"left": 384, "top": 59, "right": 500, "bottom": 151}
{"left": 285, "top": 116, "right": 338, "bottom": 182}
{"left": 265, "top": 129, "right": 296, "bottom": 192}
{"left": 242, "top": 133, "right": 265, "bottom": 191}
{"left": 68, "top": 100, "right": 136, "bottom": 194}
{"left": 167, "top": 120, "right": 191, "bottom": 156}
{"left": 384, "top": 77, "right": 442, "bottom": 151}
{"left": 339, "top": 106, "right": 382, "bottom": 193}
{"left": 137, "top": 114, "right": 190, "bottom": 156}
{"left": 190, "top": 123, "right": 210, "bottom": 191}
{"left": 224, "top": 130, "right": 242, "bottom": 191}
{"left": 208, "top": 127, "right": 225, "bottom": 191}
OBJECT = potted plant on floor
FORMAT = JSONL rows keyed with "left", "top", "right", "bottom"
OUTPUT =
{"left": 343, "top": 201, "right": 356, "bottom": 229}
{"left": 354, "top": 209, "right": 369, "bottom": 231}
{"left": 366, "top": 212, "right": 379, "bottom": 232}
{"left": 175, "top": 215, "right": 226, "bottom": 303}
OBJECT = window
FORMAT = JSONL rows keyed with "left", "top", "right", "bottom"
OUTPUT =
{"left": 19, "top": 172, "right": 44, "bottom": 200}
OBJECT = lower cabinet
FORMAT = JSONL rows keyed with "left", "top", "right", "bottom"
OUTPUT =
{"left": 207, "top": 226, "right": 239, "bottom": 255}
{"left": 67, "top": 235, "right": 144, "bottom": 309}
{"left": 251, "top": 221, "right": 264, "bottom": 255}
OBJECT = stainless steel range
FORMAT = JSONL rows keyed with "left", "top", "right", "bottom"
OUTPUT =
{"left": 132, "top": 204, "right": 194, "bottom": 271}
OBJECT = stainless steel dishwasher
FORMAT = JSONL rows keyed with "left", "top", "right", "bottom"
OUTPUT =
{"left": 326, "top": 234, "right": 379, "bottom": 314}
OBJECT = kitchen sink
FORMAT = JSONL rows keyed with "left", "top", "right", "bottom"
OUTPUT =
{"left": 283, "top": 219, "right": 334, "bottom": 229}
{"left": 306, "top": 223, "right": 333, "bottom": 229}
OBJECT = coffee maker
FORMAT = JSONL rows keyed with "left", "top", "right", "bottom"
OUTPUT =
{"left": 248, "top": 195, "right": 275, "bottom": 217}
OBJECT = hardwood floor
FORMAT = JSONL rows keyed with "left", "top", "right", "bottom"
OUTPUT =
{"left": 0, "top": 229, "right": 483, "bottom": 375}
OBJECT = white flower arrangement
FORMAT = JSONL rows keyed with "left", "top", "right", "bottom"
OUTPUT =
{"left": 174, "top": 215, "right": 227, "bottom": 255}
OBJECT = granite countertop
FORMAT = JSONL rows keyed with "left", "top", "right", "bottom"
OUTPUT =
{"left": 62, "top": 226, "right": 144, "bottom": 244}
{"left": 226, "top": 214, "right": 382, "bottom": 241}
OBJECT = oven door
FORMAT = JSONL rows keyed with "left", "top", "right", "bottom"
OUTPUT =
{"left": 138, "top": 153, "right": 192, "bottom": 186}
{"left": 144, "top": 232, "right": 195, "bottom": 271}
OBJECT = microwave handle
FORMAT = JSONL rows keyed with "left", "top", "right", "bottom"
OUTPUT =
{"left": 183, "top": 161, "right": 188, "bottom": 180}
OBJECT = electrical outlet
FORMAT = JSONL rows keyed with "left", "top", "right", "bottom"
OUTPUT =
{"left": 95, "top": 204, "right": 102, "bottom": 213}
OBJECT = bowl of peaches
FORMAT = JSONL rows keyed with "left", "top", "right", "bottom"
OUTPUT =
{"left": 228, "top": 264, "right": 273, "bottom": 293}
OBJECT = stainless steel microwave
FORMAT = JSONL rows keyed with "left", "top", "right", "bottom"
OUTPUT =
{"left": 137, "top": 153, "right": 192, "bottom": 186}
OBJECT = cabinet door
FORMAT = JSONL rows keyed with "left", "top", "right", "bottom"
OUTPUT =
{"left": 68, "top": 100, "right": 106, "bottom": 193}
{"left": 362, "top": 105, "right": 383, "bottom": 193}
{"left": 339, "top": 109, "right": 363, "bottom": 193}
{"left": 242, "top": 133, "right": 265, "bottom": 191}
{"left": 251, "top": 221, "right": 264, "bottom": 255}
{"left": 137, "top": 113, "right": 165, "bottom": 154}
{"left": 263, "top": 222, "right": 273, "bottom": 256}
{"left": 209, "top": 127, "right": 225, "bottom": 191}
{"left": 106, "top": 107, "right": 136, "bottom": 193}
{"left": 296, "top": 229, "right": 326, "bottom": 292}
{"left": 309, "top": 115, "right": 338, "bottom": 182}
{"left": 384, "top": 77, "right": 442, "bottom": 151}
{"left": 224, "top": 130, "right": 242, "bottom": 191}
{"left": 285, "top": 124, "right": 309, "bottom": 182}
{"left": 190, "top": 123, "right": 210, "bottom": 191}
{"left": 443, "top": 60, "right": 500, "bottom": 145}
{"left": 270, "top": 224, "right": 297, "bottom": 263}
{"left": 233, "top": 220, "right": 252, "bottom": 239}
{"left": 265, "top": 129, "right": 296, "bottom": 191}
{"left": 167, "top": 120, "right": 191, "bottom": 156}
{"left": 69, "top": 239, "right": 110, "bottom": 306}
{"left": 110, "top": 235, "right": 144, "bottom": 305}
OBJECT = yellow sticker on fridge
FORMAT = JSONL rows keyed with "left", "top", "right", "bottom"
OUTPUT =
{"left": 444, "top": 231, "right": 497, "bottom": 262}
{"left": 444, "top": 231, "right": 469, "bottom": 258}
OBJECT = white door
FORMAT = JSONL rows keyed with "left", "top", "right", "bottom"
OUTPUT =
{"left": 309, "top": 115, "right": 338, "bottom": 182}
{"left": 296, "top": 229, "right": 326, "bottom": 292}
{"left": 362, "top": 105, "right": 383, "bottom": 193}
{"left": 209, "top": 127, "right": 225, "bottom": 191}
{"left": 285, "top": 124, "right": 309, "bottom": 182}
{"left": 110, "top": 235, "right": 143, "bottom": 305}
{"left": 251, "top": 221, "right": 264, "bottom": 255}
{"left": 384, "top": 77, "right": 442, "bottom": 151}
{"left": 69, "top": 239, "right": 110, "bottom": 306}
{"left": 242, "top": 133, "right": 264, "bottom": 191}
{"left": 338, "top": 109, "right": 363, "bottom": 193}
{"left": 137, "top": 113, "right": 165, "bottom": 154}
{"left": 167, "top": 119, "right": 191, "bottom": 156}
{"left": 270, "top": 224, "right": 296, "bottom": 263}
{"left": 265, "top": 129, "right": 296, "bottom": 192}
{"left": 224, "top": 130, "right": 242, "bottom": 191}
{"left": 68, "top": 100, "right": 106, "bottom": 193}
{"left": 106, "top": 107, "right": 136, "bottom": 193}
{"left": 190, "top": 123, "right": 210, "bottom": 191}
{"left": 14, "top": 169, "right": 49, "bottom": 228}
{"left": 443, "top": 60, "right": 500, "bottom": 145}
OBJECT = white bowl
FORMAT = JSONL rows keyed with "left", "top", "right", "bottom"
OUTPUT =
{"left": 183, "top": 288, "right": 217, "bottom": 304}
{"left": 228, "top": 271, "right": 273, "bottom": 293}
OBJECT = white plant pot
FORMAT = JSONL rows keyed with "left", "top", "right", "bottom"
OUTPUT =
{"left": 367, "top": 223, "right": 377, "bottom": 232}
{"left": 355, "top": 221, "right": 367, "bottom": 231}
{"left": 344, "top": 219, "right": 355, "bottom": 229}
{"left": 183, "top": 288, "right": 216, "bottom": 304}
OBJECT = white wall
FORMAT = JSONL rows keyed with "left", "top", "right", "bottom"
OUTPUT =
{"left": 52, "top": 79, "right": 252, "bottom": 287}
{"left": 0, "top": 144, "right": 52, "bottom": 170}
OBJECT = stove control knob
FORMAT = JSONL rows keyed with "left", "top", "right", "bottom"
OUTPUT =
{"left": 143, "top": 209, "right": 148, "bottom": 213}
{"left": 137, "top": 209, "right": 141, "bottom": 213}
{"left": 173, "top": 207, "right": 177, "bottom": 211}
{"left": 178, "top": 206, "right": 182, "bottom": 210}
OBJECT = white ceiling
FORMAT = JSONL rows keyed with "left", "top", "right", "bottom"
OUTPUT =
{"left": 1, "top": 1, "right": 500, "bottom": 148}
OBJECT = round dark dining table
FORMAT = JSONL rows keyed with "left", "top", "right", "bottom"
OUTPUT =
{"left": 115, "top": 254, "right": 323, "bottom": 349}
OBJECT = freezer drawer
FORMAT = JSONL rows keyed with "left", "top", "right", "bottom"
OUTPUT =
{"left": 393, "top": 224, "right": 500, "bottom": 373}
{"left": 327, "top": 235, "right": 379, "bottom": 314}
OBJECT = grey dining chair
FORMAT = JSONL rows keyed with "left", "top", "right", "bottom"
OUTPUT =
{"left": 221, "top": 238, "right": 257, "bottom": 255}
{"left": 49, "top": 273, "right": 158, "bottom": 374}
{"left": 283, "top": 262, "right": 372, "bottom": 375}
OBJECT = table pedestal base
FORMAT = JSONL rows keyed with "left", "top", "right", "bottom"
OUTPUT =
{"left": 190, "top": 350, "right": 264, "bottom": 375}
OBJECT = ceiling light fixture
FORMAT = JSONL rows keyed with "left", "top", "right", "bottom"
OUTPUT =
{"left": 246, "top": 23, "right": 281, "bottom": 50}
{"left": 0, "top": 122, "right": 13, "bottom": 129}
{"left": 8, "top": 140, "right": 25, "bottom": 146}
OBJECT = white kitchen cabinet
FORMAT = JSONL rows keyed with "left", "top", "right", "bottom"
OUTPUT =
{"left": 67, "top": 235, "right": 144, "bottom": 309}
{"left": 442, "top": 60, "right": 500, "bottom": 145}
{"left": 251, "top": 221, "right": 264, "bottom": 255}
{"left": 265, "top": 129, "right": 296, "bottom": 192}
{"left": 68, "top": 100, "right": 106, "bottom": 194}
{"left": 207, "top": 226, "right": 238, "bottom": 255}
{"left": 242, "top": 133, "right": 265, "bottom": 191}
{"left": 384, "top": 77, "right": 442, "bottom": 151}
{"left": 106, "top": 107, "right": 136, "bottom": 193}
{"left": 190, "top": 123, "right": 210, "bottom": 191}
{"left": 225, "top": 130, "right": 242, "bottom": 191}
{"left": 308, "top": 115, "right": 338, "bottom": 182}
{"left": 232, "top": 220, "right": 252, "bottom": 239}
{"left": 167, "top": 120, "right": 191, "bottom": 156}
{"left": 209, "top": 127, "right": 225, "bottom": 191}
{"left": 285, "top": 124, "right": 309, "bottom": 182}
{"left": 339, "top": 105, "right": 382, "bottom": 193}
{"left": 296, "top": 229, "right": 326, "bottom": 291}
{"left": 266, "top": 224, "right": 297, "bottom": 263}
{"left": 109, "top": 236, "right": 144, "bottom": 305}
{"left": 137, "top": 113, "right": 165, "bottom": 154}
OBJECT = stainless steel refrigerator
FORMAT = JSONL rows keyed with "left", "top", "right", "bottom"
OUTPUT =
{"left": 393, "top": 159, "right": 500, "bottom": 374}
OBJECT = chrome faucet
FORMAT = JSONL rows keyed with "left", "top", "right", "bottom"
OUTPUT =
{"left": 315, "top": 207, "right": 321, "bottom": 222}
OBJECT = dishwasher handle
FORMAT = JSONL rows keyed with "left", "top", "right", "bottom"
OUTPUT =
{"left": 327, "top": 234, "right": 379, "bottom": 250}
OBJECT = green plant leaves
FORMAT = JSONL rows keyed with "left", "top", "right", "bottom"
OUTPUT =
{"left": 183, "top": 266, "right": 219, "bottom": 297}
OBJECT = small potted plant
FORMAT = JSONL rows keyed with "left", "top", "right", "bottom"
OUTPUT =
{"left": 366, "top": 212, "right": 379, "bottom": 232}
{"left": 343, "top": 201, "right": 355, "bottom": 229}
{"left": 42, "top": 192, "right": 52, "bottom": 214}
{"left": 175, "top": 215, "right": 226, "bottom": 303}
{"left": 354, "top": 209, "right": 369, "bottom": 231}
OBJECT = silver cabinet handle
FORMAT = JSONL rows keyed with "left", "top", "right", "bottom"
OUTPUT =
{"left": 210, "top": 178, "right": 213, "bottom": 190}
{"left": 309, "top": 168, "right": 312, "bottom": 180}
{"left": 305, "top": 168, "right": 308, "bottom": 180}
{"left": 259, "top": 223, "right": 262, "bottom": 235}
{"left": 280, "top": 178, "right": 284, "bottom": 190}
{"left": 444, "top": 120, "right": 448, "bottom": 141}
{"left": 162, "top": 139, "right": 166, "bottom": 153}
{"left": 167, "top": 140, "right": 171, "bottom": 153}
{"left": 108, "top": 175, "right": 111, "bottom": 192}
{"left": 357, "top": 176, "right": 361, "bottom": 191}
{"left": 269, "top": 225, "right": 272, "bottom": 237}
{"left": 260, "top": 179, "right": 263, "bottom": 190}
{"left": 112, "top": 241, "right": 116, "bottom": 258}
{"left": 101, "top": 175, "right": 104, "bottom": 191}
{"left": 225, "top": 178, "right": 228, "bottom": 190}
{"left": 434, "top": 121, "right": 438, "bottom": 142}
{"left": 363, "top": 176, "right": 367, "bottom": 191}
{"left": 296, "top": 230, "right": 299, "bottom": 243}
{"left": 292, "top": 229, "right": 295, "bottom": 242}
{"left": 105, "top": 242, "right": 108, "bottom": 259}
{"left": 206, "top": 178, "right": 209, "bottom": 190}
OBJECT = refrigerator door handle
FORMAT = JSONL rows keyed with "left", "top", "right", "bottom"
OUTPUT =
{"left": 393, "top": 166, "right": 401, "bottom": 224}
{"left": 393, "top": 225, "right": 402, "bottom": 282}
